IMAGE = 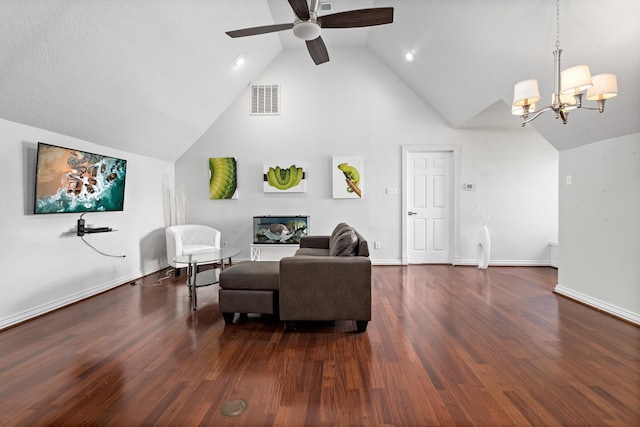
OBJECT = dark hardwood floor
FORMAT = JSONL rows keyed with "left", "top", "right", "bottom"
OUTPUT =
{"left": 1, "top": 265, "right": 638, "bottom": 426}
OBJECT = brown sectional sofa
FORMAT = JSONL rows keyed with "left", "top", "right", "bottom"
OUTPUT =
{"left": 280, "top": 223, "right": 372, "bottom": 332}
{"left": 219, "top": 223, "right": 372, "bottom": 332}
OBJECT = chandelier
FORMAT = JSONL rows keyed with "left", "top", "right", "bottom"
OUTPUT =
{"left": 512, "top": 0, "right": 618, "bottom": 126}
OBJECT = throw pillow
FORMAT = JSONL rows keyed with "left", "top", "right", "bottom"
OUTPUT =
{"left": 329, "top": 223, "right": 350, "bottom": 249}
{"left": 329, "top": 226, "right": 358, "bottom": 256}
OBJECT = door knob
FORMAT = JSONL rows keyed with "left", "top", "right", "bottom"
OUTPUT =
{"left": 408, "top": 211, "right": 417, "bottom": 215}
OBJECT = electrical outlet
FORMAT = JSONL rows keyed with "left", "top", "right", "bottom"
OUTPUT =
{"left": 222, "top": 241, "right": 227, "bottom": 248}
{"left": 374, "top": 241, "right": 381, "bottom": 249}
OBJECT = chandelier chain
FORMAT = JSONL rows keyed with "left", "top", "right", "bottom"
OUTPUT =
{"left": 555, "top": 0, "right": 560, "bottom": 49}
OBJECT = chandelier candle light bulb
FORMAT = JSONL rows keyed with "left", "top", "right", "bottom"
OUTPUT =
{"left": 512, "top": 102, "right": 536, "bottom": 116}
{"left": 511, "top": 0, "right": 618, "bottom": 126}
{"left": 560, "top": 65, "right": 593, "bottom": 95}
{"left": 513, "top": 79, "right": 541, "bottom": 107}
{"left": 587, "top": 73, "right": 619, "bottom": 112}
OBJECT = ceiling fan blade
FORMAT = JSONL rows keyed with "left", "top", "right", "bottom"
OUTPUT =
{"left": 319, "top": 7, "right": 394, "bottom": 28}
{"left": 306, "top": 36, "right": 329, "bottom": 65}
{"left": 226, "top": 23, "right": 293, "bottom": 38}
{"left": 288, "top": 0, "right": 310, "bottom": 20}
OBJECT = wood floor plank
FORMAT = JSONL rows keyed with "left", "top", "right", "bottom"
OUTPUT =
{"left": 1, "top": 265, "right": 638, "bottom": 426}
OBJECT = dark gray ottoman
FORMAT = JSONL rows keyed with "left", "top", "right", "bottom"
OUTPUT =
{"left": 218, "top": 261, "right": 280, "bottom": 324}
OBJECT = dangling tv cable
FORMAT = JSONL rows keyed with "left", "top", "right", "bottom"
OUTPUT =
{"left": 76, "top": 213, "right": 126, "bottom": 258}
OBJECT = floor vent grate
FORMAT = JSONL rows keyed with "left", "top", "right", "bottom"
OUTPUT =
{"left": 221, "top": 399, "right": 248, "bottom": 417}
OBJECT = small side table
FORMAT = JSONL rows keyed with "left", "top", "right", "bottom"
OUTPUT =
{"left": 174, "top": 247, "right": 241, "bottom": 310}
{"left": 249, "top": 244, "right": 299, "bottom": 261}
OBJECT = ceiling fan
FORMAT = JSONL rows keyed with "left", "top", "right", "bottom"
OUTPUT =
{"left": 226, "top": 0, "right": 394, "bottom": 65}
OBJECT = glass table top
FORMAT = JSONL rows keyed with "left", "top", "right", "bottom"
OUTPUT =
{"left": 173, "top": 247, "right": 241, "bottom": 265}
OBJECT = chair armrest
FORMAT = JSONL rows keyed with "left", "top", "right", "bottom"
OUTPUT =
{"left": 165, "top": 228, "right": 184, "bottom": 267}
{"left": 279, "top": 256, "right": 371, "bottom": 321}
{"left": 299, "top": 235, "right": 330, "bottom": 249}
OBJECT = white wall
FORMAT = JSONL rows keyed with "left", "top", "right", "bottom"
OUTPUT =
{"left": 556, "top": 133, "right": 640, "bottom": 325}
{"left": 0, "top": 48, "right": 562, "bottom": 329}
{"left": 0, "top": 118, "right": 174, "bottom": 328}
{"left": 176, "top": 48, "right": 558, "bottom": 265}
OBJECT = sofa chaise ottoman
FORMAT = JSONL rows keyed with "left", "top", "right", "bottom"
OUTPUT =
{"left": 218, "top": 261, "right": 280, "bottom": 324}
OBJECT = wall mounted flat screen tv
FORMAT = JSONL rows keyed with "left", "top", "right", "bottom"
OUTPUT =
{"left": 34, "top": 142, "right": 127, "bottom": 214}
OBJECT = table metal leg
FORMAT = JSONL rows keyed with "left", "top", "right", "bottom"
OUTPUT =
{"left": 192, "top": 261, "right": 198, "bottom": 310}
{"left": 186, "top": 262, "right": 193, "bottom": 307}
{"left": 179, "top": 253, "right": 238, "bottom": 311}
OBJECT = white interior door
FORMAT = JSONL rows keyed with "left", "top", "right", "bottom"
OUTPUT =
{"left": 406, "top": 152, "right": 452, "bottom": 264}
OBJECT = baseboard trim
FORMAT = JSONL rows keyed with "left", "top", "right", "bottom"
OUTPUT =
{"left": 372, "top": 259, "right": 403, "bottom": 266}
{"left": 457, "top": 259, "right": 553, "bottom": 267}
{"left": 554, "top": 285, "right": 640, "bottom": 326}
{"left": 386, "top": 259, "right": 554, "bottom": 267}
{"left": 0, "top": 264, "right": 170, "bottom": 331}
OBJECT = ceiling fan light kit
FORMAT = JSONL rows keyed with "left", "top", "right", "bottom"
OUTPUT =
{"left": 512, "top": 0, "right": 618, "bottom": 126}
{"left": 293, "top": 20, "right": 322, "bottom": 40}
{"left": 225, "top": 0, "right": 393, "bottom": 65}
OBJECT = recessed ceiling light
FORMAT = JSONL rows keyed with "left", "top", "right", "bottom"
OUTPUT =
{"left": 234, "top": 55, "right": 245, "bottom": 66}
{"left": 405, "top": 51, "right": 415, "bottom": 62}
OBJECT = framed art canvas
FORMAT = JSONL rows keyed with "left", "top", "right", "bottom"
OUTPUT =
{"left": 263, "top": 163, "right": 306, "bottom": 193}
{"left": 332, "top": 155, "right": 363, "bottom": 198}
{"left": 209, "top": 157, "right": 238, "bottom": 199}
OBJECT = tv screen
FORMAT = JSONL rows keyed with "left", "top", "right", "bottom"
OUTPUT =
{"left": 34, "top": 142, "right": 127, "bottom": 214}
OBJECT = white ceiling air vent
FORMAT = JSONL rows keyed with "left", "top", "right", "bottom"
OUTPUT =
{"left": 320, "top": 2, "right": 333, "bottom": 13}
{"left": 251, "top": 84, "right": 280, "bottom": 115}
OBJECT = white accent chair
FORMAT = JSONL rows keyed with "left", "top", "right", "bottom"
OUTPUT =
{"left": 166, "top": 225, "right": 222, "bottom": 275}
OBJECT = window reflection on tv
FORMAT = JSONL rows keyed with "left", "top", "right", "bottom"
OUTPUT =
{"left": 34, "top": 142, "right": 127, "bottom": 214}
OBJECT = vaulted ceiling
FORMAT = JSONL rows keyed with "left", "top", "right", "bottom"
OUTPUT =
{"left": 1, "top": 0, "right": 638, "bottom": 161}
